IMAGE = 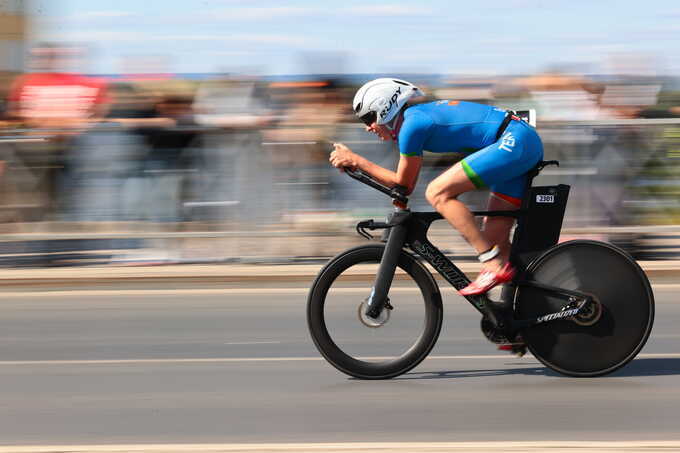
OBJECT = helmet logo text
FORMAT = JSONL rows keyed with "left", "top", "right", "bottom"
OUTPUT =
{"left": 379, "top": 87, "right": 401, "bottom": 119}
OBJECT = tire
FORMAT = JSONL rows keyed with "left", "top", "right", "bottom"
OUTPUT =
{"left": 307, "top": 244, "right": 443, "bottom": 379}
{"left": 514, "top": 240, "right": 654, "bottom": 377}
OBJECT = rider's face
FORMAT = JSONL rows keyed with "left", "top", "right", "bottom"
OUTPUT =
{"left": 365, "top": 122, "right": 393, "bottom": 141}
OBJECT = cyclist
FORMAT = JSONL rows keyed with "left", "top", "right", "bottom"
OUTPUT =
{"left": 329, "top": 78, "right": 543, "bottom": 295}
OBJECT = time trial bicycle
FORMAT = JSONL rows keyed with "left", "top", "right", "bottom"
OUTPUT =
{"left": 306, "top": 160, "right": 654, "bottom": 379}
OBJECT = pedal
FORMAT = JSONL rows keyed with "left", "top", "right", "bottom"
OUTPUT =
{"left": 481, "top": 316, "right": 527, "bottom": 356}
{"left": 481, "top": 317, "right": 507, "bottom": 344}
{"left": 498, "top": 343, "right": 527, "bottom": 357}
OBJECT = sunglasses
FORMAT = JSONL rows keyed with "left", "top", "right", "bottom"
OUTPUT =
{"left": 359, "top": 111, "right": 377, "bottom": 126}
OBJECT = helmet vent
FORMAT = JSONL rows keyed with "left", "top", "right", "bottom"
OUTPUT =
{"left": 354, "top": 102, "right": 362, "bottom": 112}
{"left": 393, "top": 80, "right": 409, "bottom": 85}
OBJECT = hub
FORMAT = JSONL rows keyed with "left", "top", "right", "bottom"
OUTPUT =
{"left": 571, "top": 295, "right": 603, "bottom": 326}
{"left": 358, "top": 300, "right": 391, "bottom": 328}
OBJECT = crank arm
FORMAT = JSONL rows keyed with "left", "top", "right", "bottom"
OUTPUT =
{"left": 513, "top": 297, "right": 593, "bottom": 330}
{"left": 516, "top": 280, "right": 593, "bottom": 304}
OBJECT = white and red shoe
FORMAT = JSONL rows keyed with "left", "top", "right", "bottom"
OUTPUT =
{"left": 459, "top": 263, "right": 515, "bottom": 296}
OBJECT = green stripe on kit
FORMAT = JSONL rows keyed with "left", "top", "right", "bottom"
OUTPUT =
{"left": 461, "top": 160, "right": 486, "bottom": 189}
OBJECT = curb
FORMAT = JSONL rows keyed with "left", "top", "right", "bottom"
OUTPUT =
{"left": 0, "top": 442, "right": 679, "bottom": 452}
{"left": 0, "top": 262, "right": 678, "bottom": 287}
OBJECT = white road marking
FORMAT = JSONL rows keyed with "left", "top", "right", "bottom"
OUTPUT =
{"left": 0, "top": 353, "right": 678, "bottom": 366}
{"left": 0, "top": 288, "right": 366, "bottom": 297}
{"left": 0, "top": 355, "right": 513, "bottom": 366}
{"left": 223, "top": 341, "right": 282, "bottom": 345}
{"left": 1, "top": 283, "right": 679, "bottom": 298}
{"left": 1, "top": 441, "right": 680, "bottom": 452}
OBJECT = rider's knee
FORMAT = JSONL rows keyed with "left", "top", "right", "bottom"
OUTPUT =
{"left": 424, "top": 183, "right": 440, "bottom": 207}
{"left": 425, "top": 183, "right": 456, "bottom": 210}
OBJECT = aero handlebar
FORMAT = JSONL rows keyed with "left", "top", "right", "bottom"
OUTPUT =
{"left": 343, "top": 167, "right": 409, "bottom": 204}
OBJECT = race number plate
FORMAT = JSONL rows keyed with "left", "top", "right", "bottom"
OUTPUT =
{"left": 536, "top": 194, "right": 555, "bottom": 203}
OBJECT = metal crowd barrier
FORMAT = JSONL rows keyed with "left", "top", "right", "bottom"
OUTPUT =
{"left": 0, "top": 118, "right": 679, "bottom": 266}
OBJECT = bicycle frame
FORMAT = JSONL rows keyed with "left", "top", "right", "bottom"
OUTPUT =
{"left": 364, "top": 207, "right": 595, "bottom": 338}
{"left": 342, "top": 164, "right": 594, "bottom": 337}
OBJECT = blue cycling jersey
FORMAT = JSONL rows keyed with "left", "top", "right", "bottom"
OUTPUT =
{"left": 396, "top": 100, "right": 544, "bottom": 204}
{"left": 397, "top": 101, "right": 507, "bottom": 157}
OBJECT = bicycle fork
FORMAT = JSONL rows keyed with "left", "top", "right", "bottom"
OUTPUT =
{"left": 364, "top": 221, "right": 408, "bottom": 320}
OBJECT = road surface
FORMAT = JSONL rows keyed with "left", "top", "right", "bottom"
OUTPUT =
{"left": 0, "top": 282, "right": 679, "bottom": 449}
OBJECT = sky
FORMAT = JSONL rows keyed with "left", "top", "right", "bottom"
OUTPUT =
{"left": 25, "top": 0, "right": 680, "bottom": 76}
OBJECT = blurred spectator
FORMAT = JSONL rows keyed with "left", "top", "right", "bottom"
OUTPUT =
{"left": 106, "top": 82, "right": 157, "bottom": 122}
{"left": 266, "top": 79, "right": 347, "bottom": 143}
{"left": 437, "top": 77, "right": 497, "bottom": 104}
{"left": 0, "top": 97, "right": 7, "bottom": 120}
{"left": 7, "top": 43, "right": 108, "bottom": 130}
{"left": 638, "top": 90, "right": 680, "bottom": 119}
{"left": 190, "top": 75, "right": 273, "bottom": 224}
{"left": 193, "top": 75, "right": 271, "bottom": 129}
{"left": 265, "top": 80, "right": 348, "bottom": 218}
{"left": 136, "top": 95, "right": 199, "bottom": 223}
{"left": 599, "top": 82, "right": 661, "bottom": 119}
{"left": 513, "top": 72, "right": 609, "bottom": 121}
{"left": 4, "top": 42, "right": 109, "bottom": 221}
{"left": 0, "top": 94, "right": 8, "bottom": 179}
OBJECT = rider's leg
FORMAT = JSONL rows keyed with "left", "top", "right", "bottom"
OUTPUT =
{"left": 425, "top": 163, "right": 504, "bottom": 273}
{"left": 482, "top": 193, "right": 520, "bottom": 263}
{"left": 428, "top": 122, "right": 542, "bottom": 294}
{"left": 451, "top": 121, "right": 542, "bottom": 267}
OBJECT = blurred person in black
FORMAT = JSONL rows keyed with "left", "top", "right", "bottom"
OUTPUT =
{"left": 136, "top": 94, "right": 198, "bottom": 223}
{"left": 87, "top": 90, "right": 201, "bottom": 263}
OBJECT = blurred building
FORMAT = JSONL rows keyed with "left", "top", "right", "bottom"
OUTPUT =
{"left": 0, "top": 0, "right": 26, "bottom": 96}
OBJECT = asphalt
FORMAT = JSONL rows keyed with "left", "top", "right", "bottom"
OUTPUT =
{"left": 0, "top": 260, "right": 679, "bottom": 287}
{"left": 2, "top": 288, "right": 680, "bottom": 447}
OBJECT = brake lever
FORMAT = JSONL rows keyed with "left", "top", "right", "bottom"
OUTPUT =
{"left": 356, "top": 221, "right": 374, "bottom": 240}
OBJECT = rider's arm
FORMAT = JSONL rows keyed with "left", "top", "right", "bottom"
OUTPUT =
{"left": 354, "top": 153, "right": 421, "bottom": 195}
{"left": 366, "top": 108, "right": 430, "bottom": 193}
{"left": 331, "top": 109, "right": 430, "bottom": 194}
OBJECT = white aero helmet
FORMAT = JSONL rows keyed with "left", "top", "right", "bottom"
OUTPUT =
{"left": 353, "top": 78, "right": 424, "bottom": 126}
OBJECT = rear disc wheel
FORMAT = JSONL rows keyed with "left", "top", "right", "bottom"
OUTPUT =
{"left": 514, "top": 240, "right": 654, "bottom": 377}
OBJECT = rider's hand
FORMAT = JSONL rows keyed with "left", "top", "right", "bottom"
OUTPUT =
{"left": 330, "top": 143, "right": 358, "bottom": 172}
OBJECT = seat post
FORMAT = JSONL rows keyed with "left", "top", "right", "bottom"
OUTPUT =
{"left": 499, "top": 160, "right": 561, "bottom": 306}
{"left": 509, "top": 160, "right": 557, "bottom": 263}
{"left": 525, "top": 160, "right": 559, "bottom": 189}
